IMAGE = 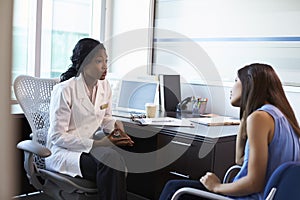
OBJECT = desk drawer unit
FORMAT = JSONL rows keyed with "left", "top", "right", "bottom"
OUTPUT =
{"left": 157, "top": 134, "right": 214, "bottom": 180}
{"left": 155, "top": 131, "right": 236, "bottom": 199}
{"left": 119, "top": 121, "right": 237, "bottom": 200}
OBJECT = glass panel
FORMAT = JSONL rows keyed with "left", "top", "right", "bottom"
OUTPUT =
{"left": 154, "top": 0, "right": 300, "bottom": 86}
{"left": 12, "top": 0, "right": 37, "bottom": 101}
{"left": 12, "top": 0, "right": 36, "bottom": 81}
{"left": 108, "top": 0, "right": 152, "bottom": 78}
{"left": 40, "top": 0, "right": 94, "bottom": 78}
{"left": 12, "top": 0, "right": 103, "bottom": 100}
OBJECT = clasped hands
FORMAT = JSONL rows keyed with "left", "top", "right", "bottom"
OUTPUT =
{"left": 93, "top": 120, "right": 134, "bottom": 147}
{"left": 107, "top": 120, "right": 134, "bottom": 147}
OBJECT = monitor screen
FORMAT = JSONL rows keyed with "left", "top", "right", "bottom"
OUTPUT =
{"left": 117, "top": 80, "right": 158, "bottom": 111}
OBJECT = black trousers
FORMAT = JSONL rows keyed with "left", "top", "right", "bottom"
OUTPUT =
{"left": 80, "top": 147, "right": 127, "bottom": 200}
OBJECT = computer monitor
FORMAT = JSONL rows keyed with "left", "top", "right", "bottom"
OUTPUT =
{"left": 114, "top": 79, "right": 158, "bottom": 114}
{"left": 159, "top": 74, "right": 181, "bottom": 112}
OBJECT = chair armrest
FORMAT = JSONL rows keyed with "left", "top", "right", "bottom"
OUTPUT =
{"left": 223, "top": 165, "right": 242, "bottom": 183}
{"left": 265, "top": 188, "right": 277, "bottom": 200}
{"left": 17, "top": 140, "right": 51, "bottom": 157}
{"left": 171, "top": 187, "right": 232, "bottom": 200}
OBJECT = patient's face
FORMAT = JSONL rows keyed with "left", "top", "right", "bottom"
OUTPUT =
{"left": 230, "top": 76, "right": 242, "bottom": 107}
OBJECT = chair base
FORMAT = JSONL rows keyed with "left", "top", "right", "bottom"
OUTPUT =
{"left": 42, "top": 179, "right": 98, "bottom": 200}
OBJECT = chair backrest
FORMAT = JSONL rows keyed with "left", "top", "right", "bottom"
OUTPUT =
{"left": 264, "top": 161, "right": 300, "bottom": 200}
{"left": 14, "top": 75, "right": 59, "bottom": 169}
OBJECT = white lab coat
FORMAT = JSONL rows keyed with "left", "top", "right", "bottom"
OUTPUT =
{"left": 45, "top": 74, "right": 116, "bottom": 177}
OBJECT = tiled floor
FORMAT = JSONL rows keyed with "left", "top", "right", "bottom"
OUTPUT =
{"left": 13, "top": 192, "right": 150, "bottom": 200}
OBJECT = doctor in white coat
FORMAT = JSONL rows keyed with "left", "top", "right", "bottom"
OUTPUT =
{"left": 46, "top": 38, "right": 134, "bottom": 200}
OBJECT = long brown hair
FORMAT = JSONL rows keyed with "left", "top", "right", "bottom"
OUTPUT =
{"left": 238, "top": 63, "right": 300, "bottom": 137}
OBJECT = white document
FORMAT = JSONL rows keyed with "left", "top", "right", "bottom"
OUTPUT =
{"left": 133, "top": 117, "right": 194, "bottom": 127}
{"left": 186, "top": 116, "right": 240, "bottom": 126}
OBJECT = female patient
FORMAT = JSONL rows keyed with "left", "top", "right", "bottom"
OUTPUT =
{"left": 159, "top": 63, "right": 300, "bottom": 200}
{"left": 46, "top": 38, "right": 134, "bottom": 200}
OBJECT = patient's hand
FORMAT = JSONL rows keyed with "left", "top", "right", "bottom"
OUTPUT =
{"left": 200, "top": 172, "right": 221, "bottom": 193}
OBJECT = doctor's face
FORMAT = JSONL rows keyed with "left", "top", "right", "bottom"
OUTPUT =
{"left": 84, "top": 48, "right": 108, "bottom": 80}
{"left": 230, "top": 76, "right": 242, "bottom": 107}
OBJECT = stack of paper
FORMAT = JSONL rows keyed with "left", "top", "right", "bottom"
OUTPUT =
{"left": 186, "top": 116, "right": 240, "bottom": 126}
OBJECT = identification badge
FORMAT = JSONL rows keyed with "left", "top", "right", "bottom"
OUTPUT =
{"left": 100, "top": 103, "right": 108, "bottom": 110}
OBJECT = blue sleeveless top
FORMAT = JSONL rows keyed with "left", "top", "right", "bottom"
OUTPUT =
{"left": 232, "top": 104, "right": 300, "bottom": 200}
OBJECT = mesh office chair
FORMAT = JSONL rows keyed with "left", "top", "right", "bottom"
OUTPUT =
{"left": 14, "top": 75, "right": 98, "bottom": 200}
{"left": 171, "top": 161, "right": 300, "bottom": 200}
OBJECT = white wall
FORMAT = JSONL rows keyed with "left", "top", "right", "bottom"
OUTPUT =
{"left": 181, "top": 83, "right": 300, "bottom": 121}
{"left": 0, "top": 0, "right": 17, "bottom": 199}
{"left": 285, "top": 90, "right": 300, "bottom": 121}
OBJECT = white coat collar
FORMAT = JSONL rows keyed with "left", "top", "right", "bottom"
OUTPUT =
{"left": 75, "top": 74, "right": 105, "bottom": 112}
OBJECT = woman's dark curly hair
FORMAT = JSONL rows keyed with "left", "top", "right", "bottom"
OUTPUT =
{"left": 60, "top": 38, "right": 105, "bottom": 82}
